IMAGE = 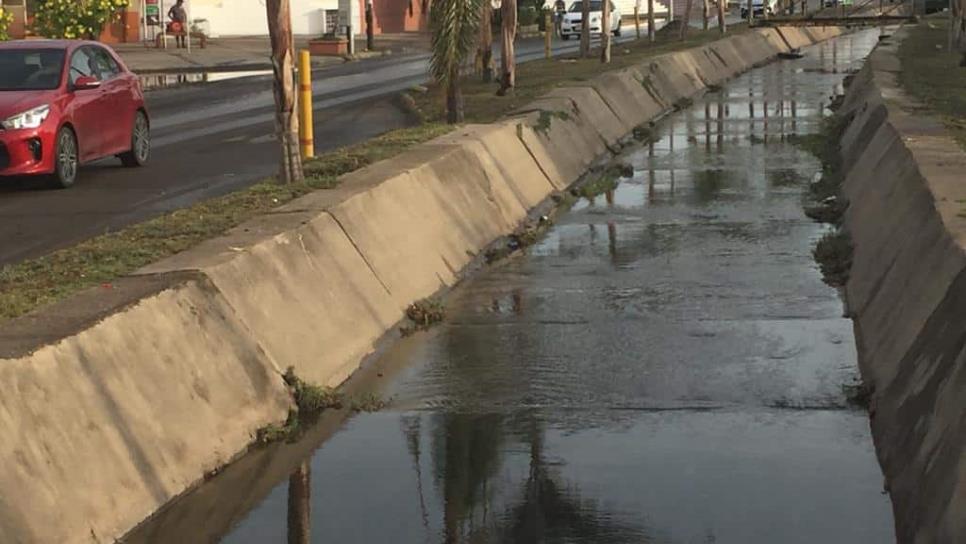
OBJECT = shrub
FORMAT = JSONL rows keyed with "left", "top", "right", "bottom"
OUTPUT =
{"left": 518, "top": 6, "right": 538, "bottom": 26}
{"left": 32, "top": 0, "right": 130, "bottom": 40}
{"left": 0, "top": 7, "right": 13, "bottom": 41}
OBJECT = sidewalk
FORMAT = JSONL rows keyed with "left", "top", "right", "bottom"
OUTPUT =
{"left": 115, "top": 32, "right": 432, "bottom": 74}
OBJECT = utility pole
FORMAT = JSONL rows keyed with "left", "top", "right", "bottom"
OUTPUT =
{"left": 266, "top": 0, "right": 304, "bottom": 183}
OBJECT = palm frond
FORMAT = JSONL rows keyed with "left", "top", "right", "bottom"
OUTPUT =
{"left": 430, "top": 0, "right": 484, "bottom": 86}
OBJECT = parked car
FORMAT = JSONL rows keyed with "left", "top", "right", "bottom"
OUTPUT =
{"left": 560, "top": 1, "right": 622, "bottom": 40}
{"left": 0, "top": 40, "right": 150, "bottom": 189}
{"left": 741, "top": 0, "right": 778, "bottom": 18}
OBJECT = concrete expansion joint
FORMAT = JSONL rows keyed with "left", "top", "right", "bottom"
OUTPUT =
{"left": 327, "top": 212, "right": 393, "bottom": 298}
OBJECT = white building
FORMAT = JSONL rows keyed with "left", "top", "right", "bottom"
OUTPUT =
{"left": 187, "top": 0, "right": 360, "bottom": 37}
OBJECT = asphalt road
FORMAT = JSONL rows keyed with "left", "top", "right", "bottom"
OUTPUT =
{"left": 0, "top": 33, "right": 643, "bottom": 267}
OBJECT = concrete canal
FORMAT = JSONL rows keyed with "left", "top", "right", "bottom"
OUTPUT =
{"left": 126, "top": 29, "right": 894, "bottom": 544}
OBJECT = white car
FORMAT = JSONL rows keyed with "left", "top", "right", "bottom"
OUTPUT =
{"left": 560, "top": 1, "right": 622, "bottom": 40}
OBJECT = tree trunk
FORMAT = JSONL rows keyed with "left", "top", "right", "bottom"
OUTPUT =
{"left": 680, "top": 0, "right": 692, "bottom": 39}
{"left": 499, "top": 0, "right": 517, "bottom": 95}
{"left": 366, "top": 0, "right": 375, "bottom": 50}
{"left": 479, "top": 2, "right": 493, "bottom": 82}
{"left": 747, "top": 0, "right": 754, "bottom": 23}
{"left": 580, "top": 0, "right": 591, "bottom": 56}
{"left": 287, "top": 462, "right": 310, "bottom": 544}
{"left": 601, "top": 0, "right": 611, "bottom": 62}
{"left": 703, "top": 0, "right": 710, "bottom": 30}
{"left": 648, "top": 0, "right": 655, "bottom": 42}
{"left": 446, "top": 65, "right": 464, "bottom": 123}
{"left": 717, "top": 0, "right": 727, "bottom": 33}
{"left": 266, "top": 0, "right": 303, "bottom": 184}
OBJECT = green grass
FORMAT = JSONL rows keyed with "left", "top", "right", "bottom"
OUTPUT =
{"left": 0, "top": 123, "right": 451, "bottom": 321}
{"left": 897, "top": 18, "right": 966, "bottom": 149}
{"left": 0, "top": 25, "right": 751, "bottom": 323}
{"left": 413, "top": 24, "right": 749, "bottom": 124}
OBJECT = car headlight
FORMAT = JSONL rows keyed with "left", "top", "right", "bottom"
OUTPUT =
{"left": 2, "top": 105, "right": 51, "bottom": 130}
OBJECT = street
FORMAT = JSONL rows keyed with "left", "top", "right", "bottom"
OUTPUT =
{"left": 0, "top": 33, "right": 645, "bottom": 267}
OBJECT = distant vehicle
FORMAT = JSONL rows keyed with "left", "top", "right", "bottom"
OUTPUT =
{"left": 0, "top": 40, "right": 149, "bottom": 189}
{"left": 741, "top": 0, "right": 778, "bottom": 18}
{"left": 560, "top": 1, "right": 622, "bottom": 40}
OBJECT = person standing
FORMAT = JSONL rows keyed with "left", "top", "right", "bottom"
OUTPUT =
{"left": 168, "top": 0, "right": 188, "bottom": 48}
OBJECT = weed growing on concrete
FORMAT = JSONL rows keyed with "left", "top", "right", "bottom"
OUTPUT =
{"left": 256, "top": 368, "right": 346, "bottom": 444}
{"left": 632, "top": 123, "right": 655, "bottom": 142}
{"left": 576, "top": 163, "right": 633, "bottom": 199}
{"left": 401, "top": 298, "right": 445, "bottom": 336}
{"left": 843, "top": 379, "right": 874, "bottom": 410}
{"left": 533, "top": 109, "right": 572, "bottom": 135}
{"left": 349, "top": 393, "right": 389, "bottom": 412}
{"left": 813, "top": 229, "right": 853, "bottom": 287}
{"left": 673, "top": 97, "right": 694, "bottom": 111}
{"left": 790, "top": 114, "right": 852, "bottom": 226}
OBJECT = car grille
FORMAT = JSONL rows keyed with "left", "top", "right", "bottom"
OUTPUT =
{"left": 0, "top": 143, "right": 9, "bottom": 171}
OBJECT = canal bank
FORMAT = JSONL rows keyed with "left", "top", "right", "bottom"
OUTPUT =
{"left": 126, "top": 30, "right": 893, "bottom": 543}
{"left": 838, "top": 26, "right": 966, "bottom": 543}
{"left": 0, "top": 27, "right": 850, "bottom": 544}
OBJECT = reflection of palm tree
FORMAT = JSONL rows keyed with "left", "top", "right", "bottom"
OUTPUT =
{"left": 287, "top": 462, "right": 310, "bottom": 544}
{"left": 401, "top": 415, "right": 432, "bottom": 542}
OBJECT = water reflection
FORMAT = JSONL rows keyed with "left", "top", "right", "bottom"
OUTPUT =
{"left": 288, "top": 463, "right": 311, "bottom": 544}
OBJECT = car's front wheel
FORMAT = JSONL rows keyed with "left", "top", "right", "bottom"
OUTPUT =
{"left": 50, "top": 127, "right": 78, "bottom": 189}
{"left": 120, "top": 111, "right": 150, "bottom": 167}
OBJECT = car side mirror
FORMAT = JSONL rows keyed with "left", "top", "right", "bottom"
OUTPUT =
{"left": 73, "top": 76, "right": 101, "bottom": 90}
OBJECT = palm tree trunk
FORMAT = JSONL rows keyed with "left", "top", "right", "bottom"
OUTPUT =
{"left": 447, "top": 65, "right": 464, "bottom": 123}
{"left": 580, "top": 0, "right": 591, "bottom": 56}
{"left": 747, "top": 0, "right": 754, "bottom": 24}
{"left": 479, "top": 2, "right": 493, "bottom": 82}
{"left": 499, "top": 0, "right": 517, "bottom": 95}
{"left": 703, "top": 0, "right": 710, "bottom": 30}
{"left": 266, "top": 0, "right": 304, "bottom": 184}
{"left": 647, "top": 0, "right": 655, "bottom": 42}
{"left": 680, "top": 0, "right": 693, "bottom": 39}
{"left": 717, "top": 0, "right": 727, "bottom": 33}
{"left": 601, "top": 0, "right": 611, "bottom": 62}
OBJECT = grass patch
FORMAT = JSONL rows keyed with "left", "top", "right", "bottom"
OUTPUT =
{"left": 257, "top": 367, "right": 345, "bottom": 444}
{"left": 789, "top": 114, "right": 852, "bottom": 225}
{"left": 813, "top": 229, "right": 853, "bottom": 287}
{"left": 897, "top": 17, "right": 966, "bottom": 150}
{"left": 0, "top": 123, "right": 452, "bottom": 322}
{"left": 401, "top": 297, "right": 445, "bottom": 336}
{"left": 575, "top": 163, "right": 633, "bottom": 199}
{"left": 412, "top": 24, "right": 750, "bottom": 125}
{"left": 843, "top": 379, "right": 874, "bottom": 410}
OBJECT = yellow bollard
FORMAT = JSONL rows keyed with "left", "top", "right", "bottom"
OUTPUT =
{"left": 298, "top": 50, "right": 314, "bottom": 159}
{"left": 545, "top": 11, "right": 552, "bottom": 59}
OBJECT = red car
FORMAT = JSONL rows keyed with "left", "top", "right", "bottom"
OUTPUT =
{"left": 0, "top": 40, "right": 149, "bottom": 188}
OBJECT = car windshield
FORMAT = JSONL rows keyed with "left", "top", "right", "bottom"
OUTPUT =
{"left": 570, "top": 1, "right": 604, "bottom": 12}
{"left": 0, "top": 49, "right": 66, "bottom": 91}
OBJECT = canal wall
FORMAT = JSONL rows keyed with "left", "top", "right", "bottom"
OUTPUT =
{"left": 838, "top": 27, "right": 966, "bottom": 544}
{"left": 0, "top": 26, "right": 844, "bottom": 543}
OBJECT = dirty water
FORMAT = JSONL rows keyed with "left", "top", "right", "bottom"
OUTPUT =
{"left": 124, "top": 30, "right": 894, "bottom": 544}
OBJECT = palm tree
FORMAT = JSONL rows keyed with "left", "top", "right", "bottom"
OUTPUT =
{"left": 265, "top": 0, "right": 303, "bottom": 183}
{"left": 580, "top": 0, "right": 591, "bottom": 57}
{"left": 717, "top": 0, "right": 727, "bottom": 33}
{"left": 600, "top": 0, "right": 611, "bottom": 63}
{"left": 499, "top": 0, "right": 518, "bottom": 95}
{"left": 430, "top": 0, "right": 483, "bottom": 123}
{"left": 680, "top": 0, "right": 693, "bottom": 39}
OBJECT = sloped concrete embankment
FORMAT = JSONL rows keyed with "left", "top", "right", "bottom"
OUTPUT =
{"left": 0, "top": 26, "right": 842, "bottom": 543}
{"left": 837, "top": 28, "right": 966, "bottom": 544}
